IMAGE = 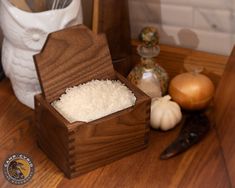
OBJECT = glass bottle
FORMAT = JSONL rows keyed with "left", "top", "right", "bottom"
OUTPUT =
{"left": 128, "top": 27, "right": 169, "bottom": 99}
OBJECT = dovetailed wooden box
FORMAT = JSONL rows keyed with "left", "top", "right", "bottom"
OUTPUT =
{"left": 33, "top": 25, "right": 151, "bottom": 178}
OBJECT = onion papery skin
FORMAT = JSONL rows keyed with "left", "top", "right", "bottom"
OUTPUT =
{"left": 169, "top": 72, "right": 215, "bottom": 110}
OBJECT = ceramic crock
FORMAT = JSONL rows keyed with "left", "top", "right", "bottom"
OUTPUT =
{"left": 0, "top": 0, "right": 83, "bottom": 108}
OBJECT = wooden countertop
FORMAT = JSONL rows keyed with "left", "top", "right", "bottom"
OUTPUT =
{"left": 0, "top": 45, "right": 231, "bottom": 188}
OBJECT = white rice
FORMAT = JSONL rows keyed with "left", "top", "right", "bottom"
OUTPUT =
{"left": 51, "top": 80, "right": 136, "bottom": 123}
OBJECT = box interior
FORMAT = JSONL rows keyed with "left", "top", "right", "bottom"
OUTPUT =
{"left": 41, "top": 71, "right": 150, "bottom": 128}
{"left": 34, "top": 25, "right": 150, "bottom": 127}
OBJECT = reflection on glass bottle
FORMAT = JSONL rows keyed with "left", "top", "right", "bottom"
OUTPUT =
{"left": 128, "top": 27, "right": 169, "bottom": 99}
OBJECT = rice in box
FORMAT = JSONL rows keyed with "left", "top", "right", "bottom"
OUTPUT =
{"left": 51, "top": 80, "right": 136, "bottom": 123}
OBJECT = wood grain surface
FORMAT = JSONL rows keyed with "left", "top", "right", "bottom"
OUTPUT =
{"left": 35, "top": 78, "right": 151, "bottom": 178}
{"left": 0, "top": 45, "right": 231, "bottom": 187}
{"left": 92, "top": 0, "right": 132, "bottom": 76}
{"left": 34, "top": 25, "right": 115, "bottom": 103}
{"left": 9, "top": 0, "right": 32, "bottom": 12}
{"left": 93, "top": 0, "right": 131, "bottom": 59}
{"left": 214, "top": 46, "right": 235, "bottom": 188}
{"left": 35, "top": 25, "right": 150, "bottom": 178}
{"left": 25, "top": 0, "right": 47, "bottom": 12}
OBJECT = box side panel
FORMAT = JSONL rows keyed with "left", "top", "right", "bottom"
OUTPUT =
{"left": 35, "top": 95, "right": 71, "bottom": 176}
{"left": 68, "top": 98, "right": 151, "bottom": 177}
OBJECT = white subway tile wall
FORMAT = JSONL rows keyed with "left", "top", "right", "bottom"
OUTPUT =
{"left": 232, "top": 34, "right": 235, "bottom": 47}
{"left": 129, "top": 0, "right": 235, "bottom": 55}
{"left": 194, "top": 9, "right": 233, "bottom": 33}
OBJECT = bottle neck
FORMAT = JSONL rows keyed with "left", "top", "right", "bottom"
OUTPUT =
{"left": 140, "top": 57, "right": 155, "bottom": 70}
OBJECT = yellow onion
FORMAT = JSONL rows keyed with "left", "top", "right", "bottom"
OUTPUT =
{"left": 169, "top": 71, "right": 215, "bottom": 110}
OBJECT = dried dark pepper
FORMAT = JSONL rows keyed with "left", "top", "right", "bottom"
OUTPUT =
{"left": 160, "top": 112, "right": 210, "bottom": 159}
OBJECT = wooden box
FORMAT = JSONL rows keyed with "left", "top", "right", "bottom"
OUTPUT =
{"left": 33, "top": 25, "right": 151, "bottom": 178}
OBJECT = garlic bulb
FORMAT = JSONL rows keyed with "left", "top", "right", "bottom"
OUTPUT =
{"left": 150, "top": 95, "right": 182, "bottom": 131}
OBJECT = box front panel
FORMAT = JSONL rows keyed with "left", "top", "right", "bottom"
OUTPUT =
{"left": 68, "top": 99, "right": 150, "bottom": 177}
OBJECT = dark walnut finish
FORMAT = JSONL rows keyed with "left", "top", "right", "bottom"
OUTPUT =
{"left": 0, "top": 43, "right": 232, "bottom": 187}
{"left": 92, "top": 0, "right": 132, "bottom": 76}
{"left": 34, "top": 25, "right": 151, "bottom": 178}
{"left": 34, "top": 25, "right": 115, "bottom": 103}
{"left": 214, "top": 46, "right": 235, "bottom": 188}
